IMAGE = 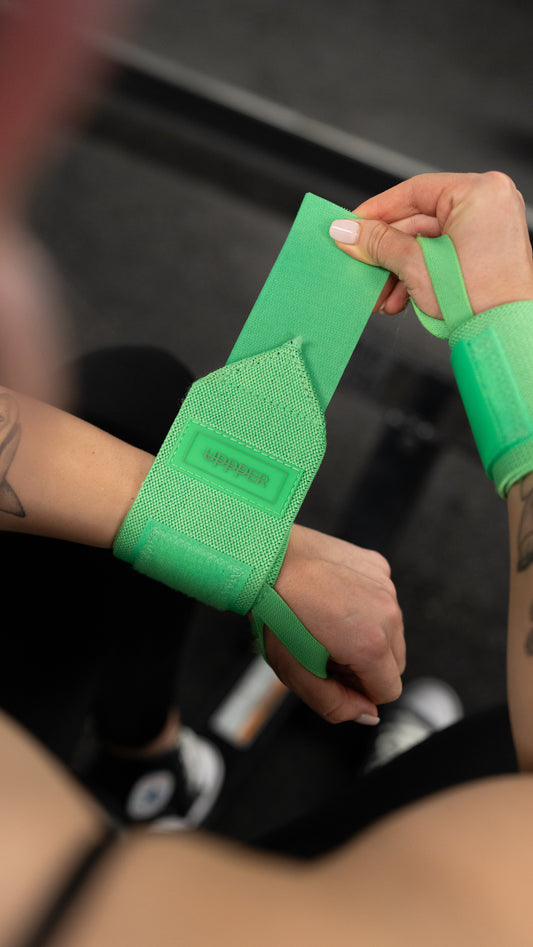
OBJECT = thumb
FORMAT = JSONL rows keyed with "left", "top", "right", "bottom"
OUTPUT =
{"left": 329, "top": 217, "right": 441, "bottom": 318}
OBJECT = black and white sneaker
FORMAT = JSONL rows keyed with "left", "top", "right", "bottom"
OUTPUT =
{"left": 364, "top": 677, "right": 464, "bottom": 772}
{"left": 145, "top": 727, "right": 225, "bottom": 832}
{"left": 83, "top": 727, "right": 225, "bottom": 831}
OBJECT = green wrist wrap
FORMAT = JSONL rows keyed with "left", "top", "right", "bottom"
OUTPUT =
{"left": 114, "top": 193, "right": 389, "bottom": 677}
{"left": 412, "top": 234, "right": 533, "bottom": 496}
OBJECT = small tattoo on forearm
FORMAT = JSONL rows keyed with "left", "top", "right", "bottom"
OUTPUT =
{"left": 0, "top": 394, "right": 25, "bottom": 517}
{"left": 517, "top": 473, "right": 533, "bottom": 571}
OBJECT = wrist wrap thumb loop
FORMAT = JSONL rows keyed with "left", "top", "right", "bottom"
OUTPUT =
{"left": 412, "top": 234, "right": 533, "bottom": 496}
{"left": 114, "top": 193, "right": 389, "bottom": 677}
{"left": 251, "top": 585, "right": 330, "bottom": 678}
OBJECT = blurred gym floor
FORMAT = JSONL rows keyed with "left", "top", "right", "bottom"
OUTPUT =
{"left": 24, "top": 0, "right": 532, "bottom": 839}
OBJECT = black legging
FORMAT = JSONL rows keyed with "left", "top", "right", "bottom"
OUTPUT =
{"left": 255, "top": 703, "right": 518, "bottom": 858}
{"left": 0, "top": 346, "right": 194, "bottom": 764}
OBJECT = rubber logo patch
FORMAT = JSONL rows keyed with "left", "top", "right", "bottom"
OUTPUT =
{"left": 168, "top": 421, "right": 301, "bottom": 516}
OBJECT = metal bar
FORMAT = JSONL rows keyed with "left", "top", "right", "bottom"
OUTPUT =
{"left": 91, "top": 38, "right": 533, "bottom": 231}
{"left": 97, "top": 38, "right": 435, "bottom": 178}
{"left": 89, "top": 38, "right": 429, "bottom": 214}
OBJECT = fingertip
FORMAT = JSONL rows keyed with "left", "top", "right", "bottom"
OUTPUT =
{"left": 355, "top": 713, "right": 381, "bottom": 726}
{"left": 329, "top": 219, "right": 361, "bottom": 245}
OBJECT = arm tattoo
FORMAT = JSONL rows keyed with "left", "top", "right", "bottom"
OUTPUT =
{"left": 0, "top": 394, "right": 25, "bottom": 517}
{"left": 517, "top": 472, "right": 533, "bottom": 572}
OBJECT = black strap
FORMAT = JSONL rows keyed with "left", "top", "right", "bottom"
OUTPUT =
{"left": 16, "top": 827, "right": 117, "bottom": 947}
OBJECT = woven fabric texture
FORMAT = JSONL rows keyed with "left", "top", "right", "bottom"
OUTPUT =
{"left": 114, "top": 340, "right": 326, "bottom": 612}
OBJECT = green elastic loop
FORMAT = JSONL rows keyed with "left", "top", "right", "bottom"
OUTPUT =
{"left": 251, "top": 585, "right": 329, "bottom": 679}
{"left": 412, "top": 234, "right": 474, "bottom": 338}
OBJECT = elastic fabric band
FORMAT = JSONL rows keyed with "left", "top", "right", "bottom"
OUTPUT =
{"left": 114, "top": 194, "right": 389, "bottom": 677}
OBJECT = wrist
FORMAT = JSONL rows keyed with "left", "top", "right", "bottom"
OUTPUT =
{"left": 109, "top": 447, "right": 154, "bottom": 548}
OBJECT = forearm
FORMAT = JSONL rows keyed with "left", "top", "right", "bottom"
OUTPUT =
{"left": 0, "top": 386, "right": 153, "bottom": 547}
{"left": 506, "top": 473, "right": 533, "bottom": 770}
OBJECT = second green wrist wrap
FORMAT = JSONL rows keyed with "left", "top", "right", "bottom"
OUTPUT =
{"left": 114, "top": 193, "right": 389, "bottom": 677}
{"left": 413, "top": 234, "right": 533, "bottom": 496}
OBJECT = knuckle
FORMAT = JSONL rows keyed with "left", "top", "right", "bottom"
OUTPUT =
{"left": 369, "top": 549, "right": 392, "bottom": 576}
{"left": 359, "top": 625, "right": 389, "bottom": 662}
{"left": 367, "top": 220, "right": 394, "bottom": 267}
{"left": 483, "top": 169, "right": 516, "bottom": 191}
{"left": 365, "top": 221, "right": 423, "bottom": 298}
{"left": 482, "top": 170, "right": 521, "bottom": 205}
{"left": 387, "top": 593, "right": 403, "bottom": 624}
{"left": 386, "top": 678, "right": 404, "bottom": 704}
{"left": 322, "top": 699, "right": 347, "bottom": 725}
{"left": 381, "top": 577, "right": 398, "bottom": 602}
{"left": 369, "top": 673, "right": 403, "bottom": 707}
{"left": 374, "top": 584, "right": 399, "bottom": 618}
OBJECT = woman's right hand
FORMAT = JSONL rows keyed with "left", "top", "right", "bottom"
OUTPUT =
{"left": 329, "top": 171, "right": 533, "bottom": 320}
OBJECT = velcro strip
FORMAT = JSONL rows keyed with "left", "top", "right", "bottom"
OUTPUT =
{"left": 132, "top": 520, "right": 252, "bottom": 611}
{"left": 451, "top": 327, "right": 533, "bottom": 476}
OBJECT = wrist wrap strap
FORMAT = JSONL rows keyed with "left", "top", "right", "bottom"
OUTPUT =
{"left": 114, "top": 193, "right": 389, "bottom": 676}
{"left": 412, "top": 234, "right": 533, "bottom": 496}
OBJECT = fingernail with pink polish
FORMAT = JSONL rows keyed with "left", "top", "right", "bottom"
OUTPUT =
{"left": 329, "top": 219, "right": 361, "bottom": 244}
{"left": 355, "top": 713, "right": 381, "bottom": 726}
